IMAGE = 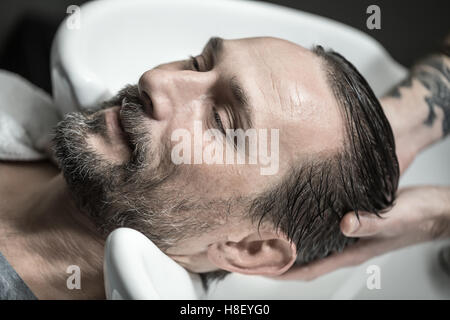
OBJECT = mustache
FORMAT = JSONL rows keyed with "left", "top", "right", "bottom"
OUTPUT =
{"left": 112, "top": 85, "right": 151, "bottom": 169}
{"left": 120, "top": 98, "right": 150, "bottom": 168}
{"left": 100, "top": 84, "right": 142, "bottom": 110}
{"left": 52, "top": 84, "right": 153, "bottom": 178}
{"left": 82, "top": 84, "right": 151, "bottom": 169}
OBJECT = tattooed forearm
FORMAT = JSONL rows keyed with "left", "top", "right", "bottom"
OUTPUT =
{"left": 387, "top": 55, "right": 450, "bottom": 138}
{"left": 386, "top": 75, "right": 413, "bottom": 98}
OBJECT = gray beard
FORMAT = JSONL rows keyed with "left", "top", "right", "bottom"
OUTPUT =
{"left": 51, "top": 85, "right": 182, "bottom": 250}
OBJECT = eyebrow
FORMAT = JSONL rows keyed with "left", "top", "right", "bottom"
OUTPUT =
{"left": 230, "top": 76, "right": 253, "bottom": 129}
{"left": 203, "top": 37, "right": 224, "bottom": 62}
{"left": 204, "top": 37, "right": 254, "bottom": 129}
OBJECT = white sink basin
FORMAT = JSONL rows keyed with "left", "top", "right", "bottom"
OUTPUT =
{"left": 51, "top": 0, "right": 450, "bottom": 299}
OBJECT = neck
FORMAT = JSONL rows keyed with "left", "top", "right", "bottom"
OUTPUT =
{"left": 0, "top": 162, "right": 106, "bottom": 299}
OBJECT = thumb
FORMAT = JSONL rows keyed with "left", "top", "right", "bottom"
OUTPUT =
{"left": 340, "top": 211, "right": 384, "bottom": 237}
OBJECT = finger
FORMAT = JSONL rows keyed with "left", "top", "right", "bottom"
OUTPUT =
{"left": 269, "top": 237, "right": 390, "bottom": 281}
{"left": 340, "top": 211, "right": 385, "bottom": 237}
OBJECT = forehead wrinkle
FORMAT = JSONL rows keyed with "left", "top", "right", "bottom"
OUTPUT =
{"left": 269, "top": 68, "right": 298, "bottom": 120}
{"left": 254, "top": 69, "right": 284, "bottom": 123}
{"left": 263, "top": 46, "right": 299, "bottom": 119}
{"left": 258, "top": 49, "right": 284, "bottom": 117}
{"left": 287, "top": 82, "right": 303, "bottom": 118}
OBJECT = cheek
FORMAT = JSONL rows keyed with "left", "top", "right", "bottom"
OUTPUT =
{"left": 180, "top": 165, "right": 233, "bottom": 197}
{"left": 181, "top": 162, "right": 270, "bottom": 202}
{"left": 163, "top": 116, "right": 278, "bottom": 198}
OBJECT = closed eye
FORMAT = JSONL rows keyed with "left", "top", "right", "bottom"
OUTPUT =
{"left": 188, "top": 49, "right": 212, "bottom": 72}
{"left": 189, "top": 55, "right": 200, "bottom": 71}
{"left": 213, "top": 107, "right": 225, "bottom": 134}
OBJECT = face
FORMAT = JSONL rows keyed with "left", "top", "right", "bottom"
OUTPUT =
{"left": 54, "top": 37, "right": 344, "bottom": 274}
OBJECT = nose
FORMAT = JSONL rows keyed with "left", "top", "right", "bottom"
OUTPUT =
{"left": 138, "top": 68, "right": 217, "bottom": 121}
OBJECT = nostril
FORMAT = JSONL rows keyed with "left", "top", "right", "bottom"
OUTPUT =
{"left": 140, "top": 90, "right": 155, "bottom": 119}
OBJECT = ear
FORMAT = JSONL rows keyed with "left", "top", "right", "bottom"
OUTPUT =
{"left": 207, "top": 230, "right": 297, "bottom": 276}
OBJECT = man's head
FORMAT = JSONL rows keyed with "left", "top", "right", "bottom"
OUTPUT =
{"left": 53, "top": 37, "right": 399, "bottom": 282}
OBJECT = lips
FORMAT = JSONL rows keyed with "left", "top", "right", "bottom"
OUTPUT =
{"left": 115, "top": 106, "right": 126, "bottom": 133}
{"left": 105, "top": 107, "right": 127, "bottom": 141}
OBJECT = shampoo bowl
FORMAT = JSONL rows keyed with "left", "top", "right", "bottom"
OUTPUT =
{"left": 51, "top": 0, "right": 450, "bottom": 299}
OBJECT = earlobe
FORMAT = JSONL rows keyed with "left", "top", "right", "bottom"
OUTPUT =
{"left": 207, "top": 231, "right": 297, "bottom": 276}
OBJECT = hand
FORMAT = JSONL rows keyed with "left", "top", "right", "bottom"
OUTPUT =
{"left": 270, "top": 186, "right": 450, "bottom": 281}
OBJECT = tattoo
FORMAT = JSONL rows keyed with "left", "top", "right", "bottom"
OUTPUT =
{"left": 386, "top": 75, "right": 413, "bottom": 98}
{"left": 387, "top": 55, "right": 450, "bottom": 137}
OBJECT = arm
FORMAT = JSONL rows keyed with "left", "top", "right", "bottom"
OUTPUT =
{"left": 381, "top": 37, "right": 450, "bottom": 174}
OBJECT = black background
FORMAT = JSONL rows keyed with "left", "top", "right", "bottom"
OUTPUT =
{"left": 0, "top": 0, "right": 448, "bottom": 94}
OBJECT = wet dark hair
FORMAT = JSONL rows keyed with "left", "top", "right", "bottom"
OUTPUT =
{"left": 200, "top": 45, "right": 399, "bottom": 289}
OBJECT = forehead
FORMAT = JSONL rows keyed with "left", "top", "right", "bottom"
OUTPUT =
{"left": 218, "top": 37, "right": 344, "bottom": 160}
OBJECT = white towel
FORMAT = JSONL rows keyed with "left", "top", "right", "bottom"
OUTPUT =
{"left": 0, "top": 70, "right": 61, "bottom": 161}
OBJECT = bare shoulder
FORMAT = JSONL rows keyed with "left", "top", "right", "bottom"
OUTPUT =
{"left": 0, "top": 160, "right": 60, "bottom": 245}
{"left": 0, "top": 160, "right": 59, "bottom": 198}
